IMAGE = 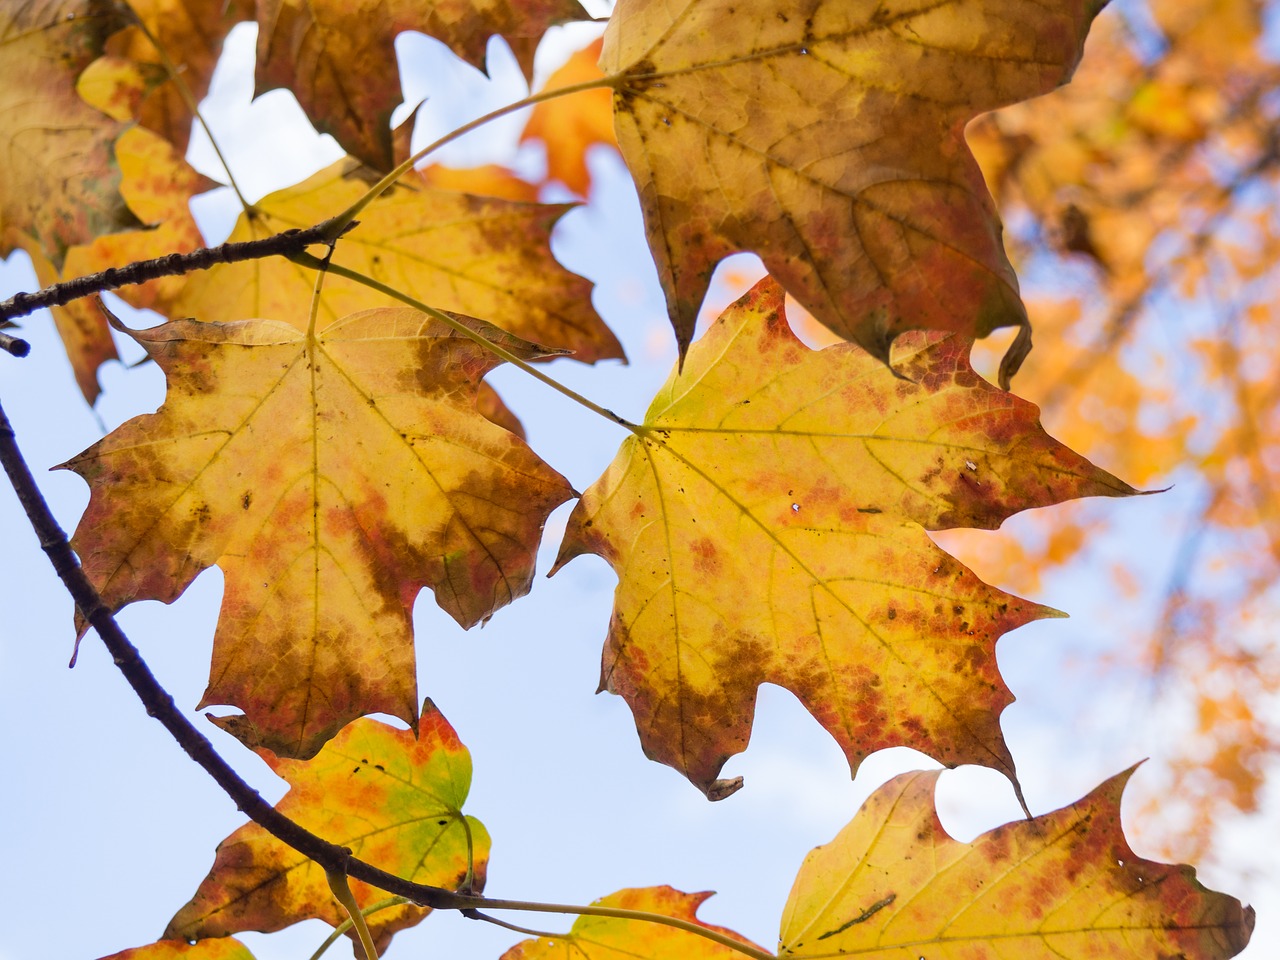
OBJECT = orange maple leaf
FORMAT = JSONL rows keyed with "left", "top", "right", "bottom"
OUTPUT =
{"left": 521, "top": 36, "right": 617, "bottom": 195}
{"left": 65, "top": 307, "right": 574, "bottom": 758}
{"left": 602, "top": 0, "right": 1106, "bottom": 380}
{"left": 554, "top": 279, "right": 1135, "bottom": 798}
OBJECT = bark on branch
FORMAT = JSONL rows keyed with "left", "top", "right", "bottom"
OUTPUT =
{"left": 0, "top": 221, "right": 355, "bottom": 325}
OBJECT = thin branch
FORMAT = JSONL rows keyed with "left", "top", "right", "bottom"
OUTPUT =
{"left": 0, "top": 394, "right": 775, "bottom": 960}
{"left": 1, "top": 331, "right": 30, "bottom": 357}
{"left": 0, "top": 224, "right": 355, "bottom": 324}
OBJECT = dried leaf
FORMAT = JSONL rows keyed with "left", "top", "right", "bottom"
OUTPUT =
{"left": 779, "top": 768, "right": 1254, "bottom": 959}
{"left": 603, "top": 0, "right": 1106, "bottom": 367}
{"left": 167, "top": 702, "right": 488, "bottom": 955}
{"left": 66, "top": 308, "right": 574, "bottom": 757}
{"left": 555, "top": 279, "right": 1135, "bottom": 797}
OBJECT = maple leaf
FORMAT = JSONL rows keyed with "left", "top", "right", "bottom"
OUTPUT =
{"left": 553, "top": 279, "right": 1135, "bottom": 798}
{"left": 99, "top": 940, "right": 257, "bottom": 960}
{"left": 27, "top": 124, "right": 213, "bottom": 402}
{"left": 0, "top": 0, "right": 135, "bottom": 268}
{"left": 602, "top": 0, "right": 1108, "bottom": 380}
{"left": 779, "top": 768, "right": 1254, "bottom": 959}
{"left": 500, "top": 887, "right": 765, "bottom": 960}
{"left": 101, "top": 0, "right": 247, "bottom": 154}
{"left": 65, "top": 307, "right": 574, "bottom": 758}
{"left": 521, "top": 36, "right": 617, "bottom": 195}
{"left": 254, "top": 0, "right": 587, "bottom": 170}
{"left": 172, "top": 159, "right": 625, "bottom": 363}
{"left": 167, "top": 702, "right": 488, "bottom": 955}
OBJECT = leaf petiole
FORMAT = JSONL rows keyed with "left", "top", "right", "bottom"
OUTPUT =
{"left": 325, "top": 865, "right": 381, "bottom": 960}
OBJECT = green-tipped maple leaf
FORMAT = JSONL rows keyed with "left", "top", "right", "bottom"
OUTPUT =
{"left": 603, "top": 0, "right": 1107, "bottom": 380}
{"left": 779, "top": 768, "right": 1254, "bottom": 959}
{"left": 501, "top": 887, "right": 765, "bottom": 960}
{"left": 172, "top": 159, "right": 624, "bottom": 363}
{"left": 65, "top": 307, "right": 574, "bottom": 758}
{"left": 167, "top": 702, "right": 488, "bottom": 955}
{"left": 0, "top": 0, "right": 135, "bottom": 267}
{"left": 99, "top": 940, "right": 257, "bottom": 960}
{"left": 554, "top": 279, "right": 1135, "bottom": 798}
{"left": 255, "top": 0, "right": 587, "bottom": 170}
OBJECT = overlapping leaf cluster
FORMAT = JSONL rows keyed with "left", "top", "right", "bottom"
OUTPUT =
{"left": 0, "top": 0, "right": 1261, "bottom": 959}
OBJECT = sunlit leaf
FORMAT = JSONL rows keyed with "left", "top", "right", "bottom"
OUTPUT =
{"left": 603, "top": 0, "right": 1106, "bottom": 370}
{"left": 172, "top": 159, "right": 625, "bottom": 363}
{"left": 167, "top": 702, "right": 488, "bottom": 955}
{"left": 65, "top": 308, "right": 574, "bottom": 757}
{"left": 501, "top": 887, "right": 764, "bottom": 960}
{"left": 555, "top": 278, "right": 1135, "bottom": 797}
{"left": 779, "top": 768, "right": 1254, "bottom": 959}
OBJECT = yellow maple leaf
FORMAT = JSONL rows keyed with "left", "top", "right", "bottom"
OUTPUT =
{"left": 172, "top": 159, "right": 625, "bottom": 363}
{"left": 602, "top": 0, "right": 1106, "bottom": 378}
{"left": 779, "top": 768, "right": 1253, "bottom": 959}
{"left": 65, "top": 307, "right": 574, "bottom": 758}
{"left": 554, "top": 279, "right": 1135, "bottom": 798}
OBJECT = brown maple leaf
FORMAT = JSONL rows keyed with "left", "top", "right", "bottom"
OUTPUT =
{"left": 554, "top": 278, "right": 1135, "bottom": 799}
{"left": 603, "top": 0, "right": 1108, "bottom": 383}
{"left": 65, "top": 307, "right": 574, "bottom": 758}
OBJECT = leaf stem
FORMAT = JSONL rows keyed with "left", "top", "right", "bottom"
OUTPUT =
{"left": 291, "top": 253, "right": 640, "bottom": 434}
{"left": 307, "top": 898, "right": 410, "bottom": 960}
{"left": 319, "top": 76, "right": 617, "bottom": 241}
{"left": 326, "top": 866, "right": 381, "bottom": 960}
{"left": 124, "top": 7, "right": 253, "bottom": 213}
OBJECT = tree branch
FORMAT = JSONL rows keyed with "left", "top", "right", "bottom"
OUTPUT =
{"left": 0, "top": 223, "right": 355, "bottom": 324}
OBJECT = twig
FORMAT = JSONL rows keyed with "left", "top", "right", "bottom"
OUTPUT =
{"left": 1, "top": 331, "right": 30, "bottom": 357}
{"left": 0, "top": 223, "right": 356, "bottom": 324}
